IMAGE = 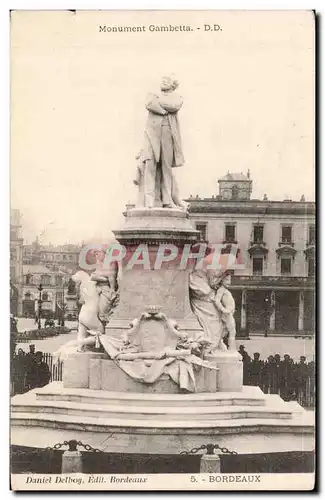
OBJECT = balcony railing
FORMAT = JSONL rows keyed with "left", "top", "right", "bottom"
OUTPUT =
{"left": 222, "top": 239, "right": 238, "bottom": 244}
{"left": 250, "top": 240, "right": 266, "bottom": 246}
{"left": 231, "top": 275, "right": 314, "bottom": 287}
{"left": 279, "top": 240, "right": 294, "bottom": 247}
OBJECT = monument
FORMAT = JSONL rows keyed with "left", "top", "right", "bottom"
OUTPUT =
{"left": 11, "top": 76, "right": 314, "bottom": 457}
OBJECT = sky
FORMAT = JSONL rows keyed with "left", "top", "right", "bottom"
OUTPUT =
{"left": 10, "top": 10, "right": 315, "bottom": 245}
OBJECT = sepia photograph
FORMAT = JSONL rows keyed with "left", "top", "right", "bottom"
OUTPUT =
{"left": 9, "top": 9, "right": 315, "bottom": 491}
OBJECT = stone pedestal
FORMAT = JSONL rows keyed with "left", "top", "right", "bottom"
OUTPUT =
{"left": 63, "top": 352, "right": 106, "bottom": 389}
{"left": 107, "top": 208, "right": 202, "bottom": 338}
{"left": 62, "top": 352, "right": 219, "bottom": 394}
{"left": 61, "top": 450, "right": 83, "bottom": 474}
{"left": 195, "top": 364, "right": 218, "bottom": 393}
{"left": 205, "top": 352, "right": 243, "bottom": 392}
{"left": 200, "top": 453, "right": 221, "bottom": 473}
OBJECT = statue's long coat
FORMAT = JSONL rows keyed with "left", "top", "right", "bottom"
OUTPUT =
{"left": 140, "top": 91, "right": 185, "bottom": 167}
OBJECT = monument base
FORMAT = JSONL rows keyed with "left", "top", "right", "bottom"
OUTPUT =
{"left": 205, "top": 351, "right": 243, "bottom": 392}
{"left": 63, "top": 352, "right": 218, "bottom": 393}
{"left": 11, "top": 382, "right": 314, "bottom": 455}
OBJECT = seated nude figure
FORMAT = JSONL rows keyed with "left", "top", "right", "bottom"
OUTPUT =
{"left": 54, "top": 271, "right": 105, "bottom": 360}
{"left": 213, "top": 272, "right": 237, "bottom": 352}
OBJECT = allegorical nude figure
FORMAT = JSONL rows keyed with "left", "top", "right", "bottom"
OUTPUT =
{"left": 134, "top": 75, "right": 187, "bottom": 209}
{"left": 213, "top": 272, "right": 237, "bottom": 352}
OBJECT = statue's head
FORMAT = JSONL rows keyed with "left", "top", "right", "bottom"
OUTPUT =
{"left": 72, "top": 270, "right": 90, "bottom": 284}
{"left": 210, "top": 269, "right": 232, "bottom": 289}
{"left": 160, "top": 75, "right": 179, "bottom": 92}
{"left": 221, "top": 272, "right": 232, "bottom": 287}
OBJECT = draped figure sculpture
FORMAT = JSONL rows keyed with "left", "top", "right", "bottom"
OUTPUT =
{"left": 134, "top": 75, "right": 188, "bottom": 210}
{"left": 189, "top": 262, "right": 237, "bottom": 353}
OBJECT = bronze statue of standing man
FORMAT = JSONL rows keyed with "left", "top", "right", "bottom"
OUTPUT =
{"left": 134, "top": 75, "right": 187, "bottom": 210}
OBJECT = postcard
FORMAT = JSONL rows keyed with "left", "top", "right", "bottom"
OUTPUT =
{"left": 10, "top": 9, "right": 315, "bottom": 491}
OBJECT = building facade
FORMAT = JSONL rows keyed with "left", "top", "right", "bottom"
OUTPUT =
{"left": 22, "top": 264, "right": 74, "bottom": 319}
{"left": 23, "top": 240, "right": 80, "bottom": 270}
{"left": 10, "top": 209, "right": 24, "bottom": 316}
{"left": 187, "top": 172, "right": 315, "bottom": 335}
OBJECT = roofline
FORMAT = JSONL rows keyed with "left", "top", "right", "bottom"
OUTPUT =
{"left": 186, "top": 199, "right": 315, "bottom": 216}
{"left": 218, "top": 179, "right": 252, "bottom": 183}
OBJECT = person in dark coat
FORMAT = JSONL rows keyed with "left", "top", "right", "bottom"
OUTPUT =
{"left": 12, "top": 348, "right": 27, "bottom": 394}
{"left": 25, "top": 351, "right": 51, "bottom": 390}
{"left": 280, "top": 354, "right": 294, "bottom": 401}
{"left": 24, "top": 344, "right": 36, "bottom": 374}
{"left": 294, "top": 356, "right": 309, "bottom": 405}
{"left": 238, "top": 345, "right": 251, "bottom": 385}
{"left": 250, "top": 352, "right": 263, "bottom": 387}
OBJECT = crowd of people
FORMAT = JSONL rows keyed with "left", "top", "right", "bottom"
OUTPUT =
{"left": 11, "top": 344, "right": 51, "bottom": 395}
{"left": 10, "top": 341, "right": 315, "bottom": 407}
{"left": 238, "top": 345, "right": 315, "bottom": 406}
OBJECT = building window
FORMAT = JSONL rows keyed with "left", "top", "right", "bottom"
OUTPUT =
{"left": 252, "top": 257, "right": 263, "bottom": 275}
{"left": 195, "top": 223, "right": 207, "bottom": 241}
{"left": 225, "top": 224, "right": 236, "bottom": 243}
{"left": 231, "top": 185, "right": 239, "bottom": 200}
{"left": 41, "top": 274, "right": 51, "bottom": 286}
{"left": 281, "top": 258, "right": 292, "bottom": 275}
{"left": 308, "top": 226, "right": 315, "bottom": 245}
{"left": 10, "top": 248, "right": 16, "bottom": 261}
{"left": 56, "top": 291, "right": 64, "bottom": 303}
{"left": 25, "top": 274, "right": 32, "bottom": 285}
{"left": 69, "top": 255, "right": 74, "bottom": 261}
{"left": 281, "top": 226, "right": 292, "bottom": 244}
{"left": 63, "top": 255, "right": 67, "bottom": 260}
{"left": 56, "top": 255, "right": 60, "bottom": 261}
{"left": 253, "top": 225, "right": 264, "bottom": 244}
{"left": 25, "top": 292, "right": 31, "bottom": 300}
{"left": 42, "top": 291, "right": 49, "bottom": 301}
{"left": 10, "top": 267, "right": 16, "bottom": 280}
{"left": 56, "top": 275, "right": 63, "bottom": 286}
{"left": 308, "top": 258, "right": 315, "bottom": 277}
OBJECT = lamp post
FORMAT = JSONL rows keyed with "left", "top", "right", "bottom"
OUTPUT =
{"left": 37, "top": 284, "right": 43, "bottom": 330}
{"left": 59, "top": 277, "right": 68, "bottom": 327}
{"left": 264, "top": 295, "right": 270, "bottom": 337}
{"left": 61, "top": 281, "right": 65, "bottom": 327}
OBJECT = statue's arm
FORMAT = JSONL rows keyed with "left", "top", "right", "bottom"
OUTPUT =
{"left": 145, "top": 93, "right": 168, "bottom": 115}
{"left": 158, "top": 93, "right": 184, "bottom": 113}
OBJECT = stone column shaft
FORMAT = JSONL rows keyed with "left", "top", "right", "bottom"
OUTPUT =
{"left": 240, "top": 289, "right": 247, "bottom": 331}
{"left": 269, "top": 290, "right": 276, "bottom": 331}
{"left": 298, "top": 291, "right": 304, "bottom": 331}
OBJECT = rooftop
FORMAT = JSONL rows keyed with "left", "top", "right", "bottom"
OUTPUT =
{"left": 218, "top": 172, "right": 251, "bottom": 182}
{"left": 23, "top": 264, "right": 67, "bottom": 275}
{"left": 185, "top": 197, "right": 315, "bottom": 216}
{"left": 23, "top": 243, "right": 81, "bottom": 253}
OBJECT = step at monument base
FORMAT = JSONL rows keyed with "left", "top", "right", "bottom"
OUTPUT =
{"left": 11, "top": 382, "right": 315, "bottom": 455}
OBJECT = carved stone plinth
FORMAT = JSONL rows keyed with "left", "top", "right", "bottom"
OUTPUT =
{"left": 107, "top": 208, "right": 202, "bottom": 339}
{"left": 62, "top": 352, "right": 219, "bottom": 394}
{"left": 205, "top": 351, "right": 243, "bottom": 392}
{"left": 63, "top": 352, "right": 106, "bottom": 389}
